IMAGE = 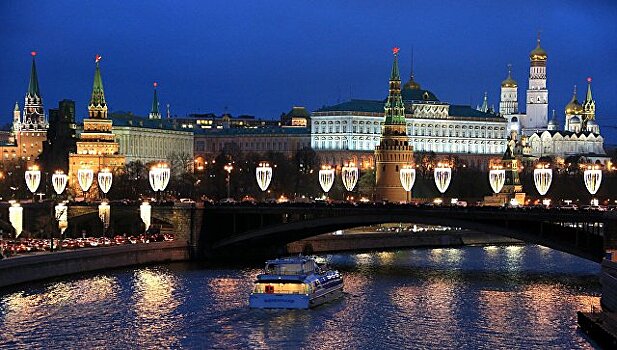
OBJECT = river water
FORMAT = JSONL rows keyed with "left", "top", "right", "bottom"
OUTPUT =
{"left": 0, "top": 245, "right": 602, "bottom": 349}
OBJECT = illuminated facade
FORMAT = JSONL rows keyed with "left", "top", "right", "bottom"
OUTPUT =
{"left": 374, "top": 48, "right": 413, "bottom": 202}
{"left": 311, "top": 54, "right": 507, "bottom": 169}
{"left": 68, "top": 56, "right": 125, "bottom": 194}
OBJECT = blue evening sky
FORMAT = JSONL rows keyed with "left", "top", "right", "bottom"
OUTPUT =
{"left": 0, "top": 0, "right": 616, "bottom": 143}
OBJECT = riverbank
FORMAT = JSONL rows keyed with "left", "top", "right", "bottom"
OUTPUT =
{"left": 0, "top": 241, "right": 189, "bottom": 289}
{"left": 286, "top": 230, "right": 522, "bottom": 254}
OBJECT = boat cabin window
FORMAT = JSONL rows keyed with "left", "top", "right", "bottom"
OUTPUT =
{"left": 265, "top": 261, "right": 316, "bottom": 275}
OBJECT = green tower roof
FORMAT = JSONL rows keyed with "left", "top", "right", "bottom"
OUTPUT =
{"left": 89, "top": 56, "right": 106, "bottom": 107}
{"left": 585, "top": 77, "right": 593, "bottom": 103}
{"left": 384, "top": 48, "right": 406, "bottom": 125}
{"left": 27, "top": 53, "right": 41, "bottom": 97}
{"left": 151, "top": 82, "right": 160, "bottom": 115}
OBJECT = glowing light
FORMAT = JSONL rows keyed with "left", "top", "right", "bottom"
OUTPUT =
{"left": 98, "top": 169, "right": 113, "bottom": 194}
{"left": 488, "top": 169, "right": 505, "bottom": 194}
{"left": 95, "top": 54, "right": 102, "bottom": 63}
{"left": 30, "top": 51, "right": 37, "bottom": 57}
{"left": 392, "top": 47, "right": 400, "bottom": 55}
{"left": 583, "top": 168, "right": 602, "bottom": 195}
{"left": 341, "top": 162, "right": 359, "bottom": 192}
{"left": 533, "top": 167, "right": 553, "bottom": 196}
{"left": 399, "top": 165, "right": 416, "bottom": 192}
{"left": 149, "top": 163, "right": 171, "bottom": 192}
{"left": 434, "top": 165, "right": 452, "bottom": 194}
{"left": 98, "top": 201, "right": 110, "bottom": 229}
{"left": 153, "top": 82, "right": 158, "bottom": 88}
{"left": 78, "top": 168, "right": 94, "bottom": 192}
{"left": 587, "top": 77, "right": 592, "bottom": 83}
{"left": 255, "top": 162, "right": 273, "bottom": 192}
{"left": 24, "top": 166, "right": 41, "bottom": 194}
{"left": 51, "top": 171, "right": 68, "bottom": 195}
{"left": 140, "top": 201, "right": 151, "bottom": 232}
{"left": 319, "top": 165, "right": 335, "bottom": 193}
{"left": 55, "top": 202, "right": 68, "bottom": 235}
{"left": 8, "top": 201, "right": 23, "bottom": 238}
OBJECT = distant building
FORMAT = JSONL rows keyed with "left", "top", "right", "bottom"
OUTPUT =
{"left": 173, "top": 113, "right": 279, "bottom": 130}
{"left": 193, "top": 127, "right": 311, "bottom": 168}
{"left": 0, "top": 53, "right": 47, "bottom": 166}
{"left": 40, "top": 99, "right": 78, "bottom": 172}
{"left": 68, "top": 56, "right": 125, "bottom": 195}
{"left": 281, "top": 107, "right": 310, "bottom": 127}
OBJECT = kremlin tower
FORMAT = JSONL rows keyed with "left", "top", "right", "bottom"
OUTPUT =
{"left": 499, "top": 64, "right": 518, "bottom": 116}
{"left": 522, "top": 35, "right": 549, "bottom": 132}
{"left": 149, "top": 82, "right": 161, "bottom": 119}
{"left": 374, "top": 48, "right": 414, "bottom": 202}
{"left": 68, "top": 55, "right": 125, "bottom": 196}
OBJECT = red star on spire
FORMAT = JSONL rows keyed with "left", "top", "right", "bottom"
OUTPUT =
{"left": 30, "top": 51, "right": 37, "bottom": 57}
{"left": 587, "top": 77, "right": 592, "bottom": 83}
{"left": 392, "top": 47, "right": 400, "bottom": 55}
{"left": 153, "top": 82, "right": 158, "bottom": 88}
{"left": 95, "top": 54, "right": 102, "bottom": 63}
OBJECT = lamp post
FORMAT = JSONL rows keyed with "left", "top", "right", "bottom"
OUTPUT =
{"left": 488, "top": 165, "right": 506, "bottom": 194}
{"left": 399, "top": 165, "right": 416, "bottom": 203}
{"left": 97, "top": 169, "right": 113, "bottom": 237}
{"left": 50, "top": 170, "right": 68, "bottom": 251}
{"left": 149, "top": 162, "right": 170, "bottom": 201}
{"left": 224, "top": 163, "right": 233, "bottom": 199}
{"left": 533, "top": 164, "right": 553, "bottom": 207}
{"left": 24, "top": 165, "right": 41, "bottom": 202}
{"left": 434, "top": 162, "right": 452, "bottom": 195}
{"left": 318, "top": 165, "right": 335, "bottom": 199}
{"left": 256, "top": 162, "right": 273, "bottom": 192}
{"left": 140, "top": 201, "right": 151, "bottom": 233}
{"left": 77, "top": 168, "right": 94, "bottom": 201}
{"left": 341, "top": 162, "right": 359, "bottom": 201}
{"left": 8, "top": 200, "right": 23, "bottom": 238}
{"left": 583, "top": 165, "right": 602, "bottom": 207}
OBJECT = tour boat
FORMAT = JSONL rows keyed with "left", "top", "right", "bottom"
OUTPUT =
{"left": 249, "top": 256, "right": 343, "bottom": 309}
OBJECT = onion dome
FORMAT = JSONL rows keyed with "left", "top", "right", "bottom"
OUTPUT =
{"left": 565, "top": 85, "right": 583, "bottom": 115}
{"left": 501, "top": 65, "right": 517, "bottom": 88}
{"left": 529, "top": 38, "right": 547, "bottom": 61}
{"left": 547, "top": 118, "right": 558, "bottom": 129}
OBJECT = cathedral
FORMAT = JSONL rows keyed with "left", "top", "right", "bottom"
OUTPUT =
{"left": 500, "top": 37, "right": 608, "bottom": 164}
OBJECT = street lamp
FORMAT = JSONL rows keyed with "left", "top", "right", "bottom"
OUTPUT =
{"left": 98, "top": 168, "right": 113, "bottom": 198}
{"left": 77, "top": 168, "right": 94, "bottom": 200}
{"left": 318, "top": 165, "right": 335, "bottom": 197}
{"left": 24, "top": 165, "right": 41, "bottom": 201}
{"left": 51, "top": 170, "right": 69, "bottom": 251}
{"left": 583, "top": 165, "right": 602, "bottom": 206}
{"left": 341, "top": 162, "right": 359, "bottom": 192}
{"left": 399, "top": 164, "right": 416, "bottom": 203}
{"left": 52, "top": 170, "right": 68, "bottom": 195}
{"left": 140, "top": 201, "right": 151, "bottom": 232}
{"left": 533, "top": 164, "right": 553, "bottom": 207}
{"left": 434, "top": 163, "right": 452, "bottom": 194}
{"left": 224, "top": 163, "right": 233, "bottom": 199}
{"left": 256, "top": 162, "right": 273, "bottom": 192}
{"left": 488, "top": 165, "right": 505, "bottom": 194}
{"left": 8, "top": 200, "right": 23, "bottom": 238}
{"left": 149, "top": 163, "right": 171, "bottom": 192}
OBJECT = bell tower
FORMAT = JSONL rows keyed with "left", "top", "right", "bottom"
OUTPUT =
{"left": 375, "top": 48, "right": 414, "bottom": 202}
{"left": 523, "top": 34, "right": 549, "bottom": 132}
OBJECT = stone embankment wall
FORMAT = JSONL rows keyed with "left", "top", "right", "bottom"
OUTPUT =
{"left": 0, "top": 241, "right": 189, "bottom": 289}
{"left": 601, "top": 259, "right": 617, "bottom": 312}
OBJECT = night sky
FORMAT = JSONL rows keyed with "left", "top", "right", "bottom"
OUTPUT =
{"left": 1, "top": 0, "right": 616, "bottom": 142}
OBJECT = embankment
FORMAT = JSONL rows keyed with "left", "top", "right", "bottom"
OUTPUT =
{"left": 0, "top": 241, "right": 189, "bottom": 289}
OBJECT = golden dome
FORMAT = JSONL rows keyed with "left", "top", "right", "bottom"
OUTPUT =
{"left": 529, "top": 39, "right": 547, "bottom": 61}
{"left": 501, "top": 65, "right": 517, "bottom": 88}
{"left": 565, "top": 86, "right": 583, "bottom": 115}
{"left": 404, "top": 74, "right": 421, "bottom": 90}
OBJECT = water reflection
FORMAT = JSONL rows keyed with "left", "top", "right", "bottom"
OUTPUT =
{"left": 0, "top": 245, "right": 602, "bottom": 349}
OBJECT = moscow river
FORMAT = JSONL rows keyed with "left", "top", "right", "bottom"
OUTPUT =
{"left": 0, "top": 244, "right": 601, "bottom": 349}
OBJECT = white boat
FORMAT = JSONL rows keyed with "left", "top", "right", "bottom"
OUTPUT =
{"left": 249, "top": 256, "right": 343, "bottom": 309}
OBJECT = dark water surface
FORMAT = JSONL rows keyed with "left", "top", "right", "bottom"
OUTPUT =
{"left": 0, "top": 245, "right": 601, "bottom": 349}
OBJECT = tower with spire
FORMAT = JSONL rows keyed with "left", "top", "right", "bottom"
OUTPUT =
{"left": 478, "top": 92, "right": 489, "bottom": 113}
{"left": 522, "top": 34, "right": 549, "bottom": 132}
{"left": 21, "top": 51, "right": 48, "bottom": 130}
{"left": 68, "top": 55, "right": 125, "bottom": 197}
{"left": 374, "top": 48, "right": 414, "bottom": 202}
{"left": 499, "top": 64, "right": 518, "bottom": 116}
{"left": 149, "top": 82, "right": 161, "bottom": 119}
{"left": 582, "top": 77, "right": 597, "bottom": 132}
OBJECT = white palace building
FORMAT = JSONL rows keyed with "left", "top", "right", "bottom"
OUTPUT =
{"left": 311, "top": 60, "right": 508, "bottom": 169}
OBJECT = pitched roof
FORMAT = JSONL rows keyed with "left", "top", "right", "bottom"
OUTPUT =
{"left": 27, "top": 56, "right": 41, "bottom": 97}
